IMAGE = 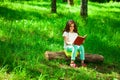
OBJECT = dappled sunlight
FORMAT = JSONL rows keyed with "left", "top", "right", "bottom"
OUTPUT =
{"left": 0, "top": 0, "right": 120, "bottom": 80}
{"left": 0, "top": 1, "right": 50, "bottom": 12}
{"left": 88, "top": 2, "right": 120, "bottom": 17}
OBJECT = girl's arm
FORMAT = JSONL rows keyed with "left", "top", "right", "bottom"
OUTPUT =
{"left": 63, "top": 36, "right": 72, "bottom": 45}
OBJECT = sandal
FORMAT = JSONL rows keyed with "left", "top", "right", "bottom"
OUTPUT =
{"left": 81, "top": 63, "right": 87, "bottom": 67}
{"left": 70, "top": 63, "right": 77, "bottom": 68}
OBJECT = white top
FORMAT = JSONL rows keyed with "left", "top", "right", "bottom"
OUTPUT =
{"left": 62, "top": 31, "right": 78, "bottom": 49}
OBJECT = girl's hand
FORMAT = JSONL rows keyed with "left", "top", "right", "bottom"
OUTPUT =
{"left": 83, "top": 34, "right": 87, "bottom": 38}
{"left": 66, "top": 41, "right": 73, "bottom": 45}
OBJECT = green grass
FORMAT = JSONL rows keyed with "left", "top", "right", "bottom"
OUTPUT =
{"left": 0, "top": 1, "right": 120, "bottom": 80}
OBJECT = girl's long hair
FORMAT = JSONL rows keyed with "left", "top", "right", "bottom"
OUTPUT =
{"left": 63, "top": 20, "right": 78, "bottom": 33}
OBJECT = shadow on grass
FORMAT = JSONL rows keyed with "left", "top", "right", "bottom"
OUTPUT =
{"left": 0, "top": 4, "right": 82, "bottom": 21}
{"left": 87, "top": 62, "right": 120, "bottom": 74}
{"left": 82, "top": 15, "right": 120, "bottom": 73}
{"left": 40, "top": 60, "right": 120, "bottom": 79}
{"left": 0, "top": 6, "right": 49, "bottom": 20}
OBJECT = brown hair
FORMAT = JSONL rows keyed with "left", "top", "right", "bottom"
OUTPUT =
{"left": 63, "top": 20, "right": 78, "bottom": 33}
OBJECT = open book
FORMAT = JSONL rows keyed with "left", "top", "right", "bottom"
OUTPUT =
{"left": 73, "top": 35, "right": 87, "bottom": 45}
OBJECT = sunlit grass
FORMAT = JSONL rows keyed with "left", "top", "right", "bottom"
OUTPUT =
{"left": 0, "top": 0, "right": 120, "bottom": 80}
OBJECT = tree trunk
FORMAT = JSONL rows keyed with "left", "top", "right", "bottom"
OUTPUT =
{"left": 63, "top": 0, "right": 67, "bottom": 2}
{"left": 80, "top": 0, "right": 88, "bottom": 18}
{"left": 45, "top": 51, "right": 104, "bottom": 63}
{"left": 51, "top": 0, "right": 56, "bottom": 13}
{"left": 68, "top": 0, "right": 74, "bottom": 6}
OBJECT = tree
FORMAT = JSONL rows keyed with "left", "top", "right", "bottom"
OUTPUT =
{"left": 68, "top": 0, "right": 74, "bottom": 6}
{"left": 51, "top": 0, "right": 56, "bottom": 13}
{"left": 63, "top": 0, "right": 67, "bottom": 2}
{"left": 80, "top": 0, "right": 88, "bottom": 18}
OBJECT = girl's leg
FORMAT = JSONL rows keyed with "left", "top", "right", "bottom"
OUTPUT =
{"left": 78, "top": 45, "right": 86, "bottom": 66}
{"left": 66, "top": 46, "right": 77, "bottom": 61}
{"left": 79, "top": 45, "right": 85, "bottom": 61}
{"left": 66, "top": 46, "right": 77, "bottom": 67}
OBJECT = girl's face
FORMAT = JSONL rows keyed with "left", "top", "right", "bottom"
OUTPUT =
{"left": 69, "top": 23, "right": 74, "bottom": 32}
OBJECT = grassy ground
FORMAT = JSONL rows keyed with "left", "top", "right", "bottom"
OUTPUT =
{"left": 0, "top": 1, "right": 120, "bottom": 80}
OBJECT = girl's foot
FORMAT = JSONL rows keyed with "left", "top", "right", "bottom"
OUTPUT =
{"left": 81, "top": 63, "right": 87, "bottom": 67}
{"left": 70, "top": 63, "right": 77, "bottom": 68}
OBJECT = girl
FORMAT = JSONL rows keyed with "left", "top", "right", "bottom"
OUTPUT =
{"left": 62, "top": 20, "right": 86, "bottom": 68}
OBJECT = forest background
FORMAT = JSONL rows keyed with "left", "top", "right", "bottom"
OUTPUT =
{"left": 0, "top": 0, "right": 120, "bottom": 80}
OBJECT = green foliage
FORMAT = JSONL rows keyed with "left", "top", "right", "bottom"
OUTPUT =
{"left": 89, "top": 0, "right": 120, "bottom": 3}
{"left": 0, "top": 1, "right": 120, "bottom": 80}
{"left": 0, "top": 0, "right": 51, "bottom": 2}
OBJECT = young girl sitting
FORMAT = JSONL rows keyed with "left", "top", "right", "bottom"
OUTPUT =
{"left": 62, "top": 20, "right": 87, "bottom": 68}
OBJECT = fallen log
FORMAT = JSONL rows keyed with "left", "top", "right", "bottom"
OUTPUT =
{"left": 45, "top": 51, "right": 104, "bottom": 62}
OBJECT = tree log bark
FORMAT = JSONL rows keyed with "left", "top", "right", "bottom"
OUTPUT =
{"left": 45, "top": 51, "right": 104, "bottom": 63}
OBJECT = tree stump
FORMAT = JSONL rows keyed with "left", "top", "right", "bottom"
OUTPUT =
{"left": 45, "top": 51, "right": 104, "bottom": 63}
